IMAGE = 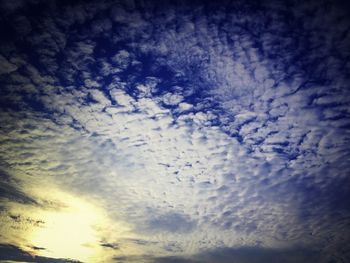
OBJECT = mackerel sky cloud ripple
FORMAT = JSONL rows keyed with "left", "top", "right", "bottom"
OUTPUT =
{"left": 0, "top": 0, "right": 350, "bottom": 262}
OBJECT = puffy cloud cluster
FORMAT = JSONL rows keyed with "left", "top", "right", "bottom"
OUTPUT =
{"left": 0, "top": 0, "right": 349, "bottom": 262}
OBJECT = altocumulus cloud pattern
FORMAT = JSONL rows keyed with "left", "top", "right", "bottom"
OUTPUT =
{"left": 0, "top": 0, "right": 350, "bottom": 262}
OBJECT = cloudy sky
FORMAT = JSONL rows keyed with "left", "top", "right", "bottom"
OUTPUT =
{"left": 0, "top": 0, "right": 350, "bottom": 262}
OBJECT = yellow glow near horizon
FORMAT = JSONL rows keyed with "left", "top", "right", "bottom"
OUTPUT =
{"left": 28, "top": 189, "right": 107, "bottom": 262}
{"left": 1, "top": 183, "right": 145, "bottom": 262}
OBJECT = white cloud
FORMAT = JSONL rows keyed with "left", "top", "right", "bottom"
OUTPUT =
{"left": 162, "top": 92, "right": 184, "bottom": 106}
{"left": 1, "top": 1, "right": 350, "bottom": 262}
{"left": 0, "top": 55, "right": 18, "bottom": 75}
{"left": 111, "top": 50, "right": 131, "bottom": 69}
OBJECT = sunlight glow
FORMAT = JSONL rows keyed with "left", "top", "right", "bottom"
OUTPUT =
{"left": 28, "top": 189, "right": 108, "bottom": 262}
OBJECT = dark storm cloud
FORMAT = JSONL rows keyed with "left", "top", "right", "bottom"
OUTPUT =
{"left": 115, "top": 246, "right": 325, "bottom": 263}
{"left": 100, "top": 242, "right": 119, "bottom": 249}
{"left": 155, "top": 246, "right": 323, "bottom": 263}
{"left": 0, "top": 243, "right": 81, "bottom": 263}
{"left": 193, "top": 246, "right": 322, "bottom": 263}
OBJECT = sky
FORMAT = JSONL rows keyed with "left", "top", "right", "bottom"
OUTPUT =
{"left": 0, "top": 0, "right": 349, "bottom": 262}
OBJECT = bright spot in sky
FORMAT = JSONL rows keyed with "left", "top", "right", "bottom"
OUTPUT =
{"left": 28, "top": 189, "right": 108, "bottom": 262}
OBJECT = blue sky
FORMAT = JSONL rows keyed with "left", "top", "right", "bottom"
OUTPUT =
{"left": 0, "top": 0, "right": 350, "bottom": 262}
